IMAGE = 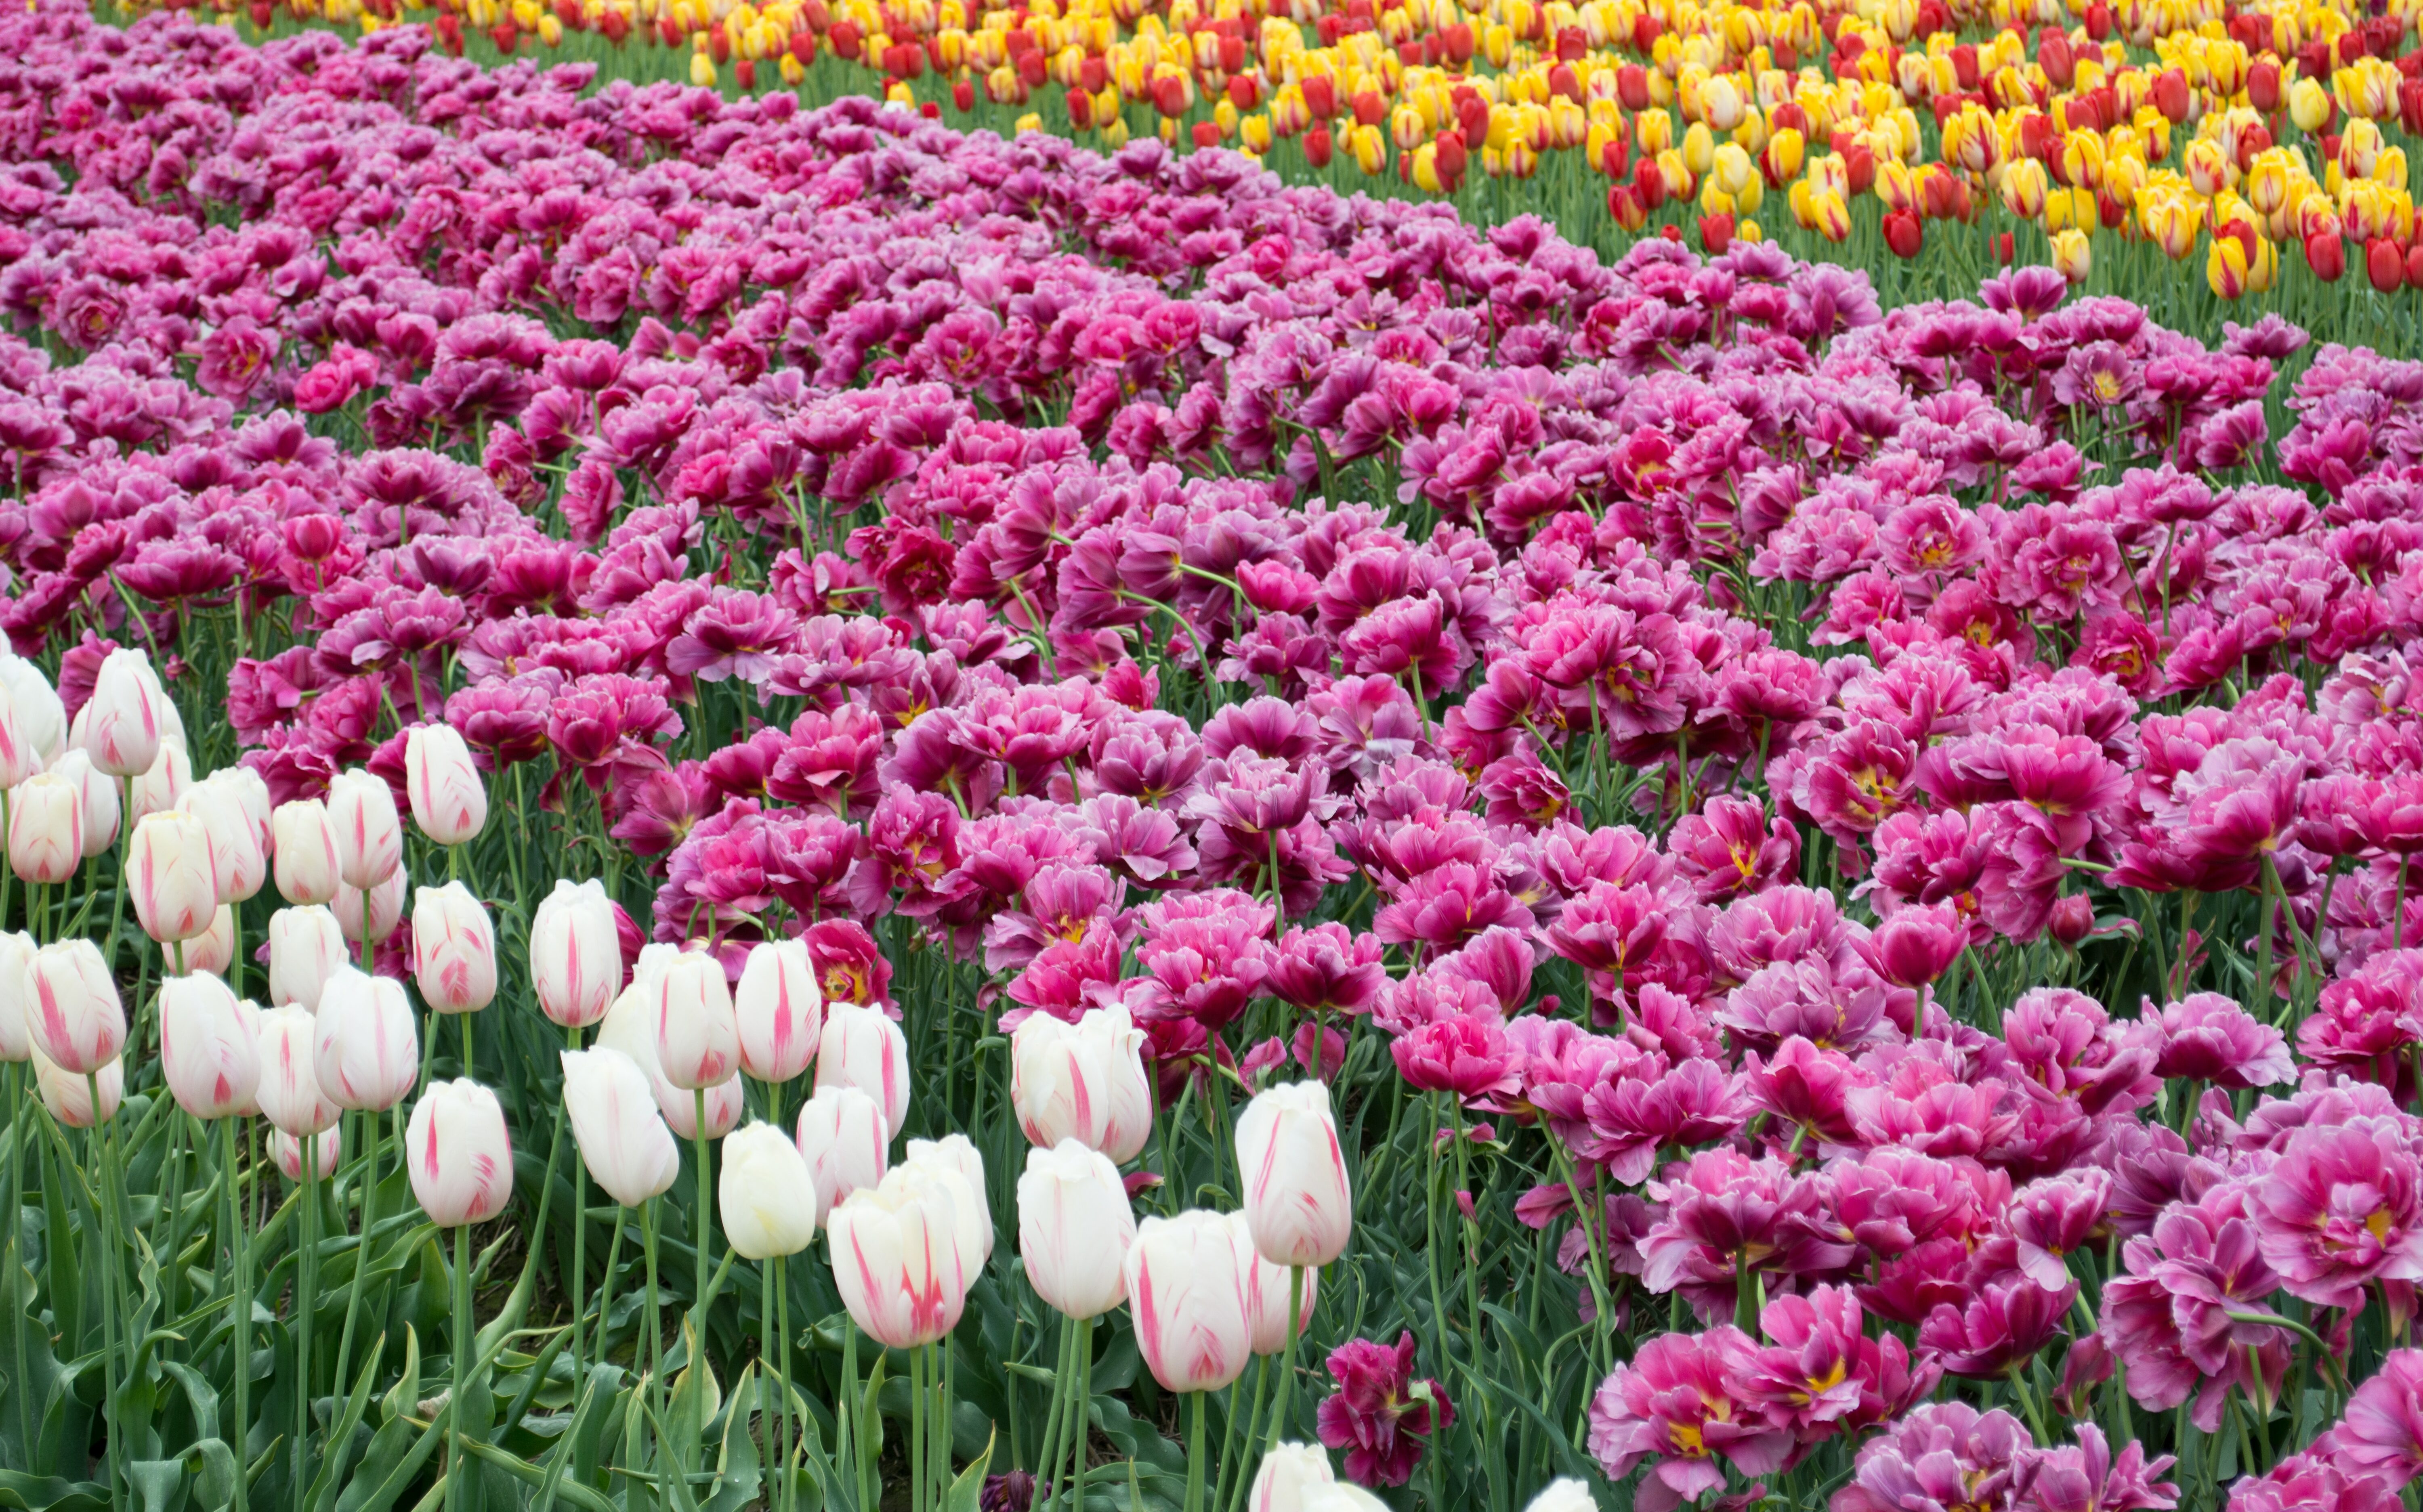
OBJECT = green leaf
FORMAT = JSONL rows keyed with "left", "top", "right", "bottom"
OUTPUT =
{"left": 699, "top": 1363, "right": 762, "bottom": 1512}
{"left": 125, "top": 1460, "right": 186, "bottom": 1512}
{"left": 381, "top": 1325, "right": 422, "bottom": 1425}
{"left": 942, "top": 1428, "right": 993, "bottom": 1512}
{"left": 305, "top": 1334, "right": 389, "bottom": 1512}
{"left": 0, "top": 1470, "right": 109, "bottom": 1512}
{"left": 184, "top": 1439, "right": 237, "bottom": 1510}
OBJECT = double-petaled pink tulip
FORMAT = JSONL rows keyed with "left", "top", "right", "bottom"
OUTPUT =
{"left": 1010, "top": 1004, "right": 1155, "bottom": 1163}
{"left": 327, "top": 768, "right": 402, "bottom": 892}
{"left": 407, "top": 1078, "right": 515, "bottom": 1227}
{"left": 272, "top": 799, "right": 342, "bottom": 907}
{"left": 795, "top": 1083, "right": 890, "bottom": 1215}
{"left": 267, "top": 905, "right": 347, "bottom": 1012}
{"left": 405, "top": 724, "right": 487, "bottom": 846}
{"left": 1125, "top": 1209, "right": 1254, "bottom": 1393}
{"left": 1236, "top": 1080, "right": 1354, "bottom": 1269}
{"left": 128, "top": 810, "right": 216, "bottom": 946}
{"left": 82, "top": 648, "right": 166, "bottom": 780}
{"left": 561, "top": 1046, "right": 683, "bottom": 1208}
{"left": 160, "top": 972, "right": 259, "bottom": 1121}
{"left": 313, "top": 967, "right": 420, "bottom": 1112}
{"left": 256, "top": 1004, "right": 342, "bottom": 1138}
{"left": 531, "top": 879, "right": 621, "bottom": 1030}
{"left": 829, "top": 1162, "right": 976, "bottom": 1350}
{"left": 27, "top": 939, "right": 124, "bottom": 1076}
{"left": 8, "top": 772, "right": 81, "bottom": 885}
{"left": 816, "top": 1000, "right": 910, "bottom": 1133}
{"left": 735, "top": 938, "right": 822, "bottom": 1084}
{"left": 1018, "top": 1139, "right": 1136, "bottom": 1320}
{"left": 412, "top": 883, "right": 497, "bottom": 1015}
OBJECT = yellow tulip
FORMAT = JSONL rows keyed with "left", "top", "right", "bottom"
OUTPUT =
{"left": 2051, "top": 227, "right": 2092, "bottom": 284}
{"left": 1736, "top": 218, "right": 1764, "bottom": 244}
{"left": 1352, "top": 124, "right": 1386, "bottom": 174}
{"left": 690, "top": 50, "right": 718, "bottom": 86}
{"left": 2289, "top": 76, "right": 2331, "bottom": 134}
{"left": 2185, "top": 139, "right": 2228, "bottom": 197}
{"left": 1683, "top": 120, "right": 1715, "bottom": 178}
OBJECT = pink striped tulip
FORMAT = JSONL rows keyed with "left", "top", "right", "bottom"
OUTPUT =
{"left": 406, "top": 1078, "right": 514, "bottom": 1227}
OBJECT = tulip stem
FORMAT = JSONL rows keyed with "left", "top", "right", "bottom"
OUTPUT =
{"left": 1218, "top": 1353, "right": 1266, "bottom": 1512}
{"left": 447, "top": 1220, "right": 470, "bottom": 1512}
{"left": 332, "top": 1106, "right": 383, "bottom": 1419}
{"left": 910, "top": 1340, "right": 927, "bottom": 1512}
{"left": 1070, "top": 1316, "right": 1093, "bottom": 1511}
{"left": 690, "top": 1086, "right": 711, "bottom": 1461}
{"left": 642, "top": 1196, "right": 666, "bottom": 1451}
{"left": 566, "top": 1023, "right": 587, "bottom": 1387}
{"left": 1184, "top": 1389, "right": 1208, "bottom": 1512}
{"left": 1034, "top": 1318, "right": 1075, "bottom": 1502}
{"left": 224, "top": 1116, "right": 250, "bottom": 1512}
{"left": 1272, "top": 1265, "right": 1305, "bottom": 1454}
{"left": 772, "top": 1254, "right": 793, "bottom": 1512}
{"left": 463, "top": 1012, "right": 476, "bottom": 1085}
{"left": 2, "top": 1063, "right": 25, "bottom": 1466}
{"left": 79, "top": 1078, "right": 127, "bottom": 1506}
{"left": 296, "top": 1141, "right": 318, "bottom": 1512}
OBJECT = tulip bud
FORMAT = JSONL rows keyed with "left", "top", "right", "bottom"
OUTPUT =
{"left": 1011, "top": 1003, "right": 1154, "bottom": 1162}
{"left": 829, "top": 1163, "right": 975, "bottom": 1350}
{"left": 1234, "top": 1212, "right": 1320, "bottom": 1355}
{"left": 160, "top": 971, "right": 259, "bottom": 1121}
{"left": 405, "top": 724, "right": 487, "bottom": 846}
{"left": 267, "top": 904, "right": 348, "bottom": 1012}
{"left": 313, "top": 967, "right": 420, "bottom": 1111}
{"left": 407, "top": 1078, "right": 515, "bottom": 1226}
{"left": 32, "top": 1042, "right": 121, "bottom": 1128}
{"left": 187, "top": 775, "right": 266, "bottom": 904}
{"left": 272, "top": 799, "right": 343, "bottom": 906}
{"left": 735, "top": 937, "right": 821, "bottom": 1084}
{"left": 272, "top": 1126, "right": 343, "bottom": 1182}
{"left": 907, "top": 1132, "right": 992, "bottom": 1262}
{"left": 129, "top": 741, "right": 193, "bottom": 824}
{"left": 720, "top": 1120, "right": 823, "bottom": 1258}
{"left": 334, "top": 870, "right": 407, "bottom": 946}
{"left": 1235, "top": 1080, "right": 1353, "bottom": 1268}
{"left": 0, "top": 653, "right": 66, "bottom": 771}
{"left": 795, "top": 1083, "right": 890, "bottom": 1214}
{"left": 531, "top": 880, "right": 621, "bottom": 1030}
{"left": 1123, "top": 1209, "right": 1253, "bottom": 1393}
{"left": 413, "top": 882, "right": 498, "bottom": 1015}
{"left": 1247, "top": 1444, "right": 1336, "bottom": 1512}
{"left": 561, "top": 1046, "right": 684, "bottom": 1208}
{"left": 327, "top": 768, "right": 403, "bottom": 891}
{"left": 0, "top": 931, "right": 34, "bottom": 1062}
{"left": 256, "top": 1004, "right": 342, "bottom": 1137}
{"left": 815, "top": 1000, "right": 911, "bottom": 1132}
{"left": 128, "top": 810, "right": 217, "bottom": 945}
{"left": 1017, "top": 1139, "right": 1135, "bottom": 1320}
{"left": 52, "top": 750, "right": 117, "bottom": 859}
{"left": 653, "top": 947, "right": 740, "bottom": 1091}
{"left": 83, "top": 648, "right": 167, "bottom": 779}
{"left": 8, "top": 772, "right": 81, "bottom": 885}
{"left": 27, "top": 939, "right": 125, "bottom": 1075}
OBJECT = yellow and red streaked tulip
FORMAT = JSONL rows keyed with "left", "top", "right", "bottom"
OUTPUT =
{"left": 2051, "top": 226, "right": 2093, "bottom": 284}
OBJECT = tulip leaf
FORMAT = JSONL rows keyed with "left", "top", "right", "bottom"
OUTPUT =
{"left": 380, "top": 1324, "right": 421, "bottom": 1426}
{"left": 305, "top": 1333, "right": 388, "bottom": 1512}
{"left": 941, "top": 1427, "right": 992, "bottom": 1512}
{"left": 0, "top": 1470, "right": 109, "bottom": 1512}
{"left": 699, "top": 1362, "right": 761, "bottom": 1512}
{"left": 460, "top": 1437, "right": 618, "bottom": 1512}
{"left": 183, "top": 1438, "right": 238, "bottom": 1510}
{"left": 125, "top": 1459, "right": 187, "bottom": 1512}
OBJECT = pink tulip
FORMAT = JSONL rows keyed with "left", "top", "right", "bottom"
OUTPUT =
{"left": 1236, "top": 1080, "right": 1354, "bottom": 1268}
{"left": 160, "top": 972, "right": 259, "bottom": 1121}
{"left": 735, "top": 937, "right": 822, "bottom": 1084}
{"left": 27, "top": 939, "right": 124, "bottom": 1076}
{"left": 406, "top": 1078, "right": 515, "bottom": 1227}
{"left": 1125, "top": 1209, "right": 1254, "bottom": 1393}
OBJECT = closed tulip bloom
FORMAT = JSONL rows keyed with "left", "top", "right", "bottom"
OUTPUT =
{"left": 795, "top": 1083, "right": 890, "bottom": 1214}
{"left": 129, "top": 809, "right": 217, "bottom": 944}
{"left": 160, "top": 971, "right": 259, "bottom": 1121}
{"left": 52, "top": 750, "right": 116, "bottom": 858}
{"left": 561, "top": 1046, "right": 683, "bottom": 1208}
{"left": 1518, "top": 1481, "right": 1596, "bottom": 1512}
{"left": 530, "top": 879, "right": 621, "bottom": 1030}
{"left": 720, "top": 1120, "right": 822, "bottom": 1258}
{"left": 0, "top": 653, "right": 66, "bottom": 770}
{"left": 0, "top": 684, "right": 32, "bottom": 792}
{"left": 1018, "top": 1139, "right": 1135, "bottom": 1319}
{"left": 412, "top": 882, "right": 497, "bottom": 1015}
{"left": 829, "top": 1163, "right": 974, "bottom": 1349}
{"left": 1233, "top": 1212, "right": 1320, "bottom": 1355}
{"left": 653, "top": 947, "right": 740, "bottom": 1090}
{"left": 596, "top": 978, "right": 742, "bottom": 1138}
{"left": 1248, "top": 1445, "right": 1336, "bottom": 1512}
{"left": 273, "top": 1126, "right": 343, "bottom": 1182}
{"left": 1012, "top": 1005, "right": 1154, "bottom": 1162}
{"left": 735, "top": 938, "right": 822, "bottom": 1084}
{"left": 1236, "top": 1080, "right": 1354, "bottom": 1268}
{"left": 405, "top": 724, "right": 487, "bottom": 845}
{"left": 169, "top": 904, "right": 236, "bottom": 977}
{"left": 32, "top": 1042, "right": 121, "bottom": 1128}
{"left": 334, "top": 871, "right": 406, "bottom": 946}
{"left": 186, "top": 776, "right": 266, "bottom": 903}
{"left": 327, "top": 769, "right": 402, "bottom": 891}
{"left": 0, "top": 931, "right": 34, "bottom": 1062}
{"left": 267, "top": 905, "right": 348, "bottom": 1012}
{"left": 27, "top": 939, "right": 124, "bottom": 1075}
{"left": 313, "top": 967, "right": 420, "bottom": 1111}
{"left": 217, "top": 764, "right": 272, "bottom": 859}
{"left": 407, "top": 1078, "right": 514, "bottom": 1227}
{"left": 9, "top": 772, "right": 81, "bottom": 885}
{"left": 907, "top": 1133, "right": 993, "bottom": 1263}
{"left": 661, "top": 1072, "right": 745, "bottom": 1139}
{"left": 255, "top": 1004, "right": 342, "bottom": 1137}
{"left": 129, "top": 741, "right": 193, "bottom": 823}
{"left": 816, "top": 1000, "right": 911, "bottom": 1132}
{"left": 1300, "top": 1488, "right": 1390, "bottom": 1512}
{"left": 272, "top": 799, "right": 342, "bottom": 906}
{"left": 83, "top": 647, "right": 166, "bottom": 779}
{"left": 1124, "top": 1209, "right": 1254, "bottom": 1393}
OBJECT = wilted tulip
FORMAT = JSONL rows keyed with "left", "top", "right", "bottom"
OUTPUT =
{"left": 160, "top": 971, "right": 259, "bottom": 1120}
{"left": 720, "top": 1120, "right": 822, "bottom": 1258}
{"left": 128, "top": 741, "right": 192, "bottom": 823}
{"left": 272, "top": 1126, "right": 343, "bottom": 1182}
{"left": 33, "top": 1043, "right": 121, "bottom": 1128}
{"left": 326, "top": 768, "right": 402, "bottom": 891}
{"left": 406, "top": 1078, "right": 514, "bottom": 1226}
{"left": 815, "top": 1000, "right": 910, "bottom": 1132}
{"left": 128, "top": 809, "right": 216, "bottom": 945}
{"left": 412, "top": 883, "right": 498, "bottom": 1015}
{"left": 530, "top": 879, "right": 621, "bottom": 1030}
{"left": 313, "top": 967, "right": 419, "bottom": 1111}
{"left": 267, "top": 905, "right": 348, "bottom": 1012}
{"left": 405, "top": 724, "right": 487, "bottom": 845}
{"left": 795, "top": 1083, "right": 890, "bottom": 1214}
{"left": 271, "top": 800, "right": 342, "bottom": 906}
{"left": 653, "top": 947, "right": 740, "bottom": 1090}
{"left": 829, "top": 1163, "right": 975, "bottom": 1349}
{"left": 1236, "top": 1081, "right": 1354, "bottom": 1268}
{"left": 8, "top": 772, "right": 79, "bottom": 885}
{"left": 0, "top": 654, "right": 65, "bottom": 771}
{"left": 735, "top": 938, "right": 822, "bottom": 1084}
{"left": 185, "top": 775, "right": 266, "bottom": 904}
{"left": 27, "top": 939, "right": 125, "bottom": 1075}
{"left": 1017, "top": 1139, "right": 1135, "bottom": 1320}
{"left": 561, "top": 1046, "right": 683, "bottom": 1208}
{"left": 907, "top": 1133, "right": 992, "bottom": 1262}
{"left": 1124, "top": 1209, "right": 1253, "bottom": 1393}
{"left": 52, "top": 750, "right": 116, "bottom": 860}
{"left": 333, "top": 871, "right": 407, "bottom": 946}
{"left": 0, "top": 931, "right": 33, "bottom": 1062}
{"left": 1247, "top": 1445, "right": 1336, "bottom": 1512}
{"left": 255, "top": 1004, "right": 341, "bottom": 1137}
{"left": 1011, "top": 1004, "right": 1155, "bottom": 1162}
{"left": 83, "top": 648, "right": 167, "bottom": 780}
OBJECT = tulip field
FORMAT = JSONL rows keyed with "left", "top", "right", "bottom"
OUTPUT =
{"left": 26, "top": 0, "right": 2423, "bottom": 1511}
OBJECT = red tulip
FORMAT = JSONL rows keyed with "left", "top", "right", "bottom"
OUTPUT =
{"left": 1884, "top": 208, "right": 1924, "bottom": 258}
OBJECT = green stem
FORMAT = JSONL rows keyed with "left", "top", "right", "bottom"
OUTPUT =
{"left": 225, "top": 1117, "right": 250, "bottom": 1512}
{"left": 447, "top": 1221, "right": 470, "bottom": 1512}
{"left": 296, "top": 1141, "right": 317, "bottom": 1512}
{"left": 3, "top": 1064, "right": 26, "bottom": 1466}
{"left": 566, "top": 1024, "right": 586, "bottom": 1387}
{"left": 1035, "top": 1319, "right": 1076, "bottom": 1501}
{"left": 690, "top": 1086, "right": 711, "bottom": 1462}
{"left": 332, "top": 1108, "right": 382, "bottom": 1418}
{"left": 1185, "top": 1390, "right": 1208, "bottom": 1512}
